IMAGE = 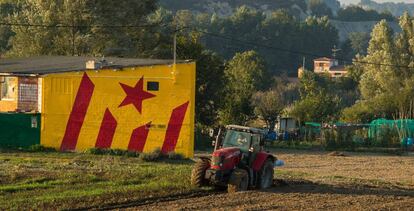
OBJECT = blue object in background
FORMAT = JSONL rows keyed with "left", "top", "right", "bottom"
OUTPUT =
{"left": 274, "top": 160, "right": 285, "bottom": 167}
{"left": 401, "top": 137, "right": 413, "bottom": 149}
{"left": 283, "top": 131, "right": 289, "bottom": 141}
{"left": 407, "top": 138, "right": 413, "bottom": 146}
{"left": 266, "top": 131, "right": 277, "bottom": 141}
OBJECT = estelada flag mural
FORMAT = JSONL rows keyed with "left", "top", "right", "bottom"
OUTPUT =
{"left": 40, "top": 62, "right": 196, "bottom": 158}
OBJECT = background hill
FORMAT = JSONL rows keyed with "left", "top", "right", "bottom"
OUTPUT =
{"left": 159, "top": 0, "right": 400, "bottom": 42}
{"left": 359, "top": 0, "right": 414, "bottom": 16}
{"left": 159, "top": 0, "right": 309, "bottom": 18}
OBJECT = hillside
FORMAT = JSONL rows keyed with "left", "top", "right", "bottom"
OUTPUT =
{"left": 159, "top": 0, "right": 401, "bottom": 42}
{"left": 360, "top": 0, "right": 414, "bottom": 17}
{"left": 331, "top": 20, "right": 401, "bottom": 41}
{"left": 159, "top": 0, "right": 309, "bottom": 18}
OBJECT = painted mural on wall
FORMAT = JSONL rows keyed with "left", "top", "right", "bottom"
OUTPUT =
{"left": 41, "top": 63, "right": 195, "bottom": 157}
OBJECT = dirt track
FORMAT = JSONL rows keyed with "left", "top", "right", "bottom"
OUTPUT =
{"left": 129, "top": 150, "right": 414, "bottom": 210}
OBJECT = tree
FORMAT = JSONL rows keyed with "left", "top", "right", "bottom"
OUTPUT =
{"left": 0, "top": 1, "right": 19, "bottom": 54}
{"left": 336, "top": 5, "right": 395, "bottom": 22}
{"left": 86, "top": 0, "right": 158, "bottom": 57}
{"left": 309, "top": 0, "right": 333, "bottom": 18}
{"left": 342, "top": 15, "right": 414, "bottom": 123}
{"left": 199, "top": 7, "right": 339, "bottom": 75}
{"left": 359, "top": 20, "right": 398, "bottom": 101}
{"left": 290, "top": 69, "right": 359, "bottom": 123}
{"left": 219, "top": 51, "right": 269, "bottom": 125}
{"left": 252, "top": 80, "right": 299, "bottom": 129}
{"left": 7, "top": 0, "right": 62, "bottom": 57}
{"left": 290, "top": 71, "right": 341, "bottom": 123}
{"left": 349, "top": 32, "right": 370, "bottom": 56}
{"left": 7, "top": 0, "right": 159, "bottom": 57}
{"left": 395, "top": 12, "right": 414, "bottom": 78}
{"left": 175, "top": 33, "right": 225, "bottom": 126}
{"left": 290, "top": 93, "right": 340, "bottom": 123}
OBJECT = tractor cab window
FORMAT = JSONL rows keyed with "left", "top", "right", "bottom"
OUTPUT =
{"left": 251, "top": 135, "right": 261, "bottom": 152}
{"left": 222, "top": 130, "right": 251, "bottom": 152}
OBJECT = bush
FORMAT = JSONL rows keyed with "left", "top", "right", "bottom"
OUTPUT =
{"left": 86, "top": 148, "right": 107, "bottom": 155}
{"left": 86, "top": 147, "right": 186, "bottom": 161}
{"left": 28, "top": 145, "right": 56, "bottom": 152}
{"left": 166, "top": 152, "right": 184, "bottom": 160}
{"left": 322, "top": 129, "right": 356, "bottom": 150}
{"left": 86, "top": 148, "right": 140, "bottom": 157}
{"left": 138, "top": 148, "right": 162, "bottom": 162}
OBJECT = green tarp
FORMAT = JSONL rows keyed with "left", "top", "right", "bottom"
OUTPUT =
{"left": 368, "top": 119, "right": 414, "bottom": 139}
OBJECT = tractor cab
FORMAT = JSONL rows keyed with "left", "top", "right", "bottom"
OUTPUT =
{"left": 214, "top": 125, "right": 265, "bottom": 166}
{"left": 219, "top": 125, "right": 265, "bottom": 153}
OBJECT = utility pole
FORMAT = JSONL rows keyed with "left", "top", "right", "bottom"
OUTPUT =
{"left": 302, "top": 57, "right": 306, "bottom": 69}
{"left": 72, "top": 18, "right": 76, "bottom": 56}
{"left": 173, "top": 28, "right": 177, "bottom": 66}
{"left": 332, "top": 45, "right": 341, "bottom": 60}
{"left": 172, "top": 27, "right": 178, "bottom": 83}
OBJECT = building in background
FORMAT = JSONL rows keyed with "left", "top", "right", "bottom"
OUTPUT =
{"left": 0, "top": 56, "right": 196, "bottom": 157}
{"left": 313, "top": 57, "right": 347, "bottom": 78}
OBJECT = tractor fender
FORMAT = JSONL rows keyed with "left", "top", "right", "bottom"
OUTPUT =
{"left": 252, "top": 152, "right": 275, "bottom": 172}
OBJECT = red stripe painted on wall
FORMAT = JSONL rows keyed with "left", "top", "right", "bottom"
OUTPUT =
{"left": 128, "top": 122, "right": 151, "bottom": 152}
{"left": 95, "top": 108, "right": 118, "bottom": 149}
{"left": 161, "top": 102, "right": 189, "bottom": 153}
{"left": 60, "top": 73, "right": 95, "bottom": 151}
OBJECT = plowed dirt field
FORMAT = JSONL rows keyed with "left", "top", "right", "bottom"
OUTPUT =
{"left": 130, "top": 150, "right": 414, "bottom": 210}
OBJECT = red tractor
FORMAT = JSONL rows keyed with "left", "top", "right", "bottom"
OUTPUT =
{"left": 191, "top": 125, "right": 281, "bottom": 192}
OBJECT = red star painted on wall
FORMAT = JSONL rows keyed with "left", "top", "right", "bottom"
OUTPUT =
{"left": 119, "top": 77, "right": 156, "bottom": 113}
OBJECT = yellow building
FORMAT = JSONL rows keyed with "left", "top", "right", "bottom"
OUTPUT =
{"left": 0, "top": 56, "right": 196, "bottom": 157}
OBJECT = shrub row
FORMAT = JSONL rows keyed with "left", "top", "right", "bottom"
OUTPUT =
{"left": 86, "top": 147, "right": 185, "bottom": 161}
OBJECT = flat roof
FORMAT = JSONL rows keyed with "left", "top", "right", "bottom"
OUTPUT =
{"left": 0, "top": 56, "right": 190, "bottom": 75}
{"left": 314, "top": 57, "right": 335, "bottom": 62}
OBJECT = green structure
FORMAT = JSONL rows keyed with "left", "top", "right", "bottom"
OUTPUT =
{"left": 369, "top": 119, "right": 414, "bottom": 139}
{"left": 0, "top": 113, "right": 40, "bottom": 149}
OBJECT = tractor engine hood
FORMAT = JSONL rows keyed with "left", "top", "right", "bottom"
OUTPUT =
{"left": 211, "top": 147, "right": 241, "bottom": 170}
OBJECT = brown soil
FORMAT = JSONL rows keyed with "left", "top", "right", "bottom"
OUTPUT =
{"left": 127, "top": 150, "right": 414, "bottom": 210}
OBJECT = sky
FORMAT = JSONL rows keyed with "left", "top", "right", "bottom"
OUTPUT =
{"left": 340, "top": 0, "right": 414, "bottom": 5}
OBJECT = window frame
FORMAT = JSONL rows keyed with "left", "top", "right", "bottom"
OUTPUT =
{"left": 1, "top": 76, "right": 17, "bottom": 101}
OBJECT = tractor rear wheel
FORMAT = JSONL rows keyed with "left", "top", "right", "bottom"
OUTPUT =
{"left": 191, "top": 158, "right": 210, "bottom": 187}
{"left": 257, "top": 159, "right": 274, "bottom": 189}
{"left": 227, "top": 168, "right": 249, "bottom": 193}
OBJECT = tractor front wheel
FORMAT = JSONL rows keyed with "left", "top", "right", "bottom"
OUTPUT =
{"left": 191, "top": 158, "right": 210, "bottom": 187}
{"left": 257, "top": 159, "right": 274, "bottom": 189}
{"left": 227, "top": 168, "right": 249, "bottom": 193}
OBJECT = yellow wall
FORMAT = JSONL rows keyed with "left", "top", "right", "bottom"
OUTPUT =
{"left": 40, "top": 63, "right": 196, "bottom": 157}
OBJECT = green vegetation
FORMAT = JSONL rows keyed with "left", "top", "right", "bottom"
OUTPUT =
{"left": 343, "top": 13, "right": 414, "bottom": 123}
{"left": 336, "top": 5, "right": 395, "bottom": 22}
{"left": 309, "top": 0, "right": 333, "bottom": 18}
{"left": 0, "top": 152, "right": 196, "bottom": 210}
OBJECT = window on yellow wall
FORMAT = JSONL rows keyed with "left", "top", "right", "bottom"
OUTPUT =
{"left": 147, "top": 81, "right": 159, "bottom": 91}
{"left": 1, "top": 77, "right": 17, "bottom": 101}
